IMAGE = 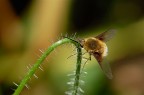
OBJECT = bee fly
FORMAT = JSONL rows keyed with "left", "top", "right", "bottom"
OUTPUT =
{"left": 79, "top": 29, "right": 116, "bottom": 79}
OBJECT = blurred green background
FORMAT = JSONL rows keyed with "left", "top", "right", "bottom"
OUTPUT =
{"left": 1, "top": 0, "right": 144, "bottom": 95}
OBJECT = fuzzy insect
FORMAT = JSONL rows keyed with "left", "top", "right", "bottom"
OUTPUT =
{"left": 79, "top": 29, "right": 116, "bottom": 79}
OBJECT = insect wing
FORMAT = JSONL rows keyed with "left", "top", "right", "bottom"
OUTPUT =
{"left": 96, "top": 29, "right": 116, "bottom": 42}
{"left": 99, "top": 58, "right": 113, "bottom": 79}
{"left": 93, "top": 53, "right": 113, "bottom": 79}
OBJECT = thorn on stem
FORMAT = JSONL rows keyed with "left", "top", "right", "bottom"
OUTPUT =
{"left": 34, "top": 74, "right": 38, "bottom": 79}
{"left": 39, "top": 66, "right": 44, "bottom": 71}
{"left": 25, "top": 84, "right": 30, "bottom": 89}
{"left": 13, "top": 82, "right": 18, "bottom": 87}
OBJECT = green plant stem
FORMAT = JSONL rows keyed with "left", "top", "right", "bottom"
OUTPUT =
{"left": 13, "top": 38, "right": 82, "bottom": 95}
{"left": 73, "top": 45, "right": 82, "bottom": 95}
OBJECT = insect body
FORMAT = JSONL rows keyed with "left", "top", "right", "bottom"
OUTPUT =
{"left": 79, "top": 30, "right": 116, "bottom": 79}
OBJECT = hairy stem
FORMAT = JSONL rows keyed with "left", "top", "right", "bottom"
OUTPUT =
{"left": 13, "top": 38, "right": 82, "bottom": 95}
{"left": 73, "top": 45, "right": 82, "bottom": 95}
